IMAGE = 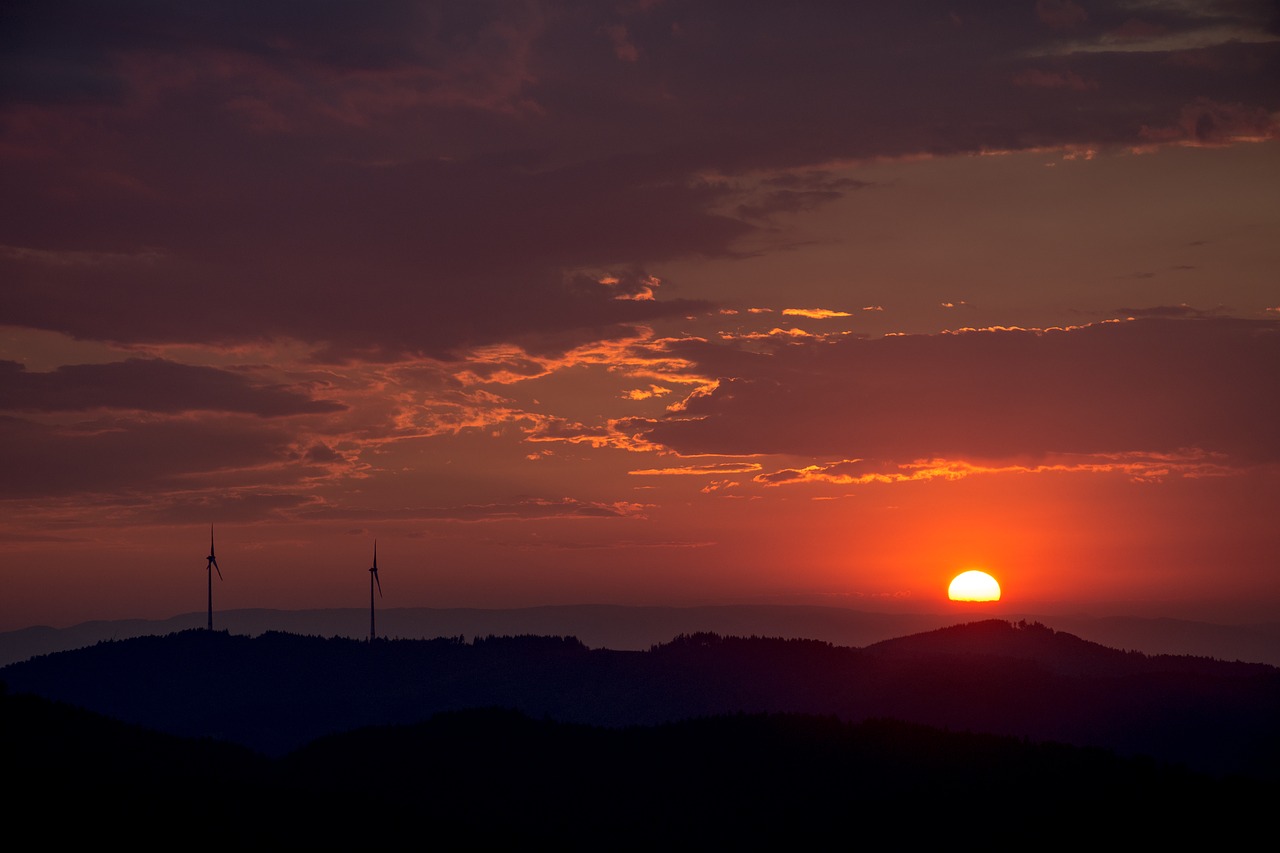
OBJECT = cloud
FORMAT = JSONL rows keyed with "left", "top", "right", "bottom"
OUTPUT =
{"left": 304, "top": 443, "right": 344, "bottom": 463}
{"left": 0, "top": 358, "right": 344, "bottom": 416}
{"left": 752, "top": 452, "right": 1235, "bottom": 487}
{"left": 730, "top": 170, "right": 874, "bottom": 221}
{"left": 0, "top": 0, "right": 549, "bottom": 117}
{"left": 2, "top": 1, "right": 1274, "bottom": 365}
{"left": 298, "top": 496, "right": 649, "bottom": 523}
{"left": 0, "top": 155, "right": 728, "bottom": 360}
{"left": 1113, "top": 304, "right": 1222, "bottom": 319}
{"left": 629, "top": 462, "right": 763, "bottom": 477}
{"left": 129, "top": 491, "right": 322, "bottom": 525}
{"left": 0, "top": 414, "right": 305, "bottom": 499}
{"left": 1141, "top": 98, "right": 1280, "bottom": 146}
{"left": 623, "top": 385, "right": 673, "bottom": 401}
{"left": 781, "top": 309, "right": 852, "bottom": 319}
{"left": 505, "top": 536, "right": 716, "bottom": 551}
{"left": 735, "top": 189, "right": 844, "bottom": 221}
{"left": 1012, "top": 68, "right": 1097, "bottom": 91}
{"left": 638, "top": 318, "right": 1280, "bottom": 466}
{"left": 585, "top": 270, "right": 664, "bottom": 302}
{"left": 1036, "top": 0, "right": 1088, "bottom": 30}
{"left": 600, "top": 24, "right": 640, "bottom": 63}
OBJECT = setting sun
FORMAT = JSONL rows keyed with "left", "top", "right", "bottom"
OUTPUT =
{"left": 948, "top": 570, "right": 1001, "bottom": 602}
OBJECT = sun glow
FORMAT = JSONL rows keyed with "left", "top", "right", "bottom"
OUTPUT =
{"left": 948, "top": 570, "right": 1001, "bottom": 602}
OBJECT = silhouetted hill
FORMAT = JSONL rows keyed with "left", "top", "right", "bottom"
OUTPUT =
{"left": 5, "top": 685, "right": 1272, "bottom": 846}
{"left": 6, "top": 604, "right": 1279, "bottom": 667}
{"left": 866, "top": 618, "right": 1273, "bottom": 676}
{"left": 5, "top": 620, "right": 1278, "bottom": 782}
{"left": 869, "top": 618, "right": 1126, "bottom": 665}
{"left": 1, "top": 682, "right": 279, "bottom": 842}
{"left": 280, "top": 709, "right": 1272, "bottom": 846}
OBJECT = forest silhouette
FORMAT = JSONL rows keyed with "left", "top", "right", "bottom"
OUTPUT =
{"left": 4, "top": 620, "right": 1277, "bottom": 844}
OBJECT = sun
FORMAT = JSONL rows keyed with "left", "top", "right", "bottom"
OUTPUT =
{"left": 948, "top": 570, "right": 1001, "bottom": 602}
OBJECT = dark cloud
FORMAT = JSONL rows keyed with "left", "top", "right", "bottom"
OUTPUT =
{"left": 1113, "top": 305, "right": 1223, "bottom": 319}
{"left": 0, "top": 414, "right": 302, "bottom": 498}
{"left": 130, "top": 490, "right": 319, "bottom": 525}
{"left": 1137, "top": 97, "right": 1280, "bottom": 146}
{"left": 1012, "top": 68, "right": 1097, "bottom": 91}
{"left": 1036, "top": 0, "right": 1088, "bottom": 30}
{"left": 0, "top": 151, "right": 728, "bottom": 359}
{"left": 1, "top": 1, "right": 1273, "bottom": 358}
{"left": 303, "top": 443, "right": 343, "bottom": 463}
{"left": 0, "top": 358, "right": 344, "bottom": 415}
{"left": 736, "top": 189, "right": 845, "bottom": 222}
{"left": 297, "top": 496, "right": 647, "bottom": 522}
{"left": 640, "top": 318, "right": 1280, "bottom": 464}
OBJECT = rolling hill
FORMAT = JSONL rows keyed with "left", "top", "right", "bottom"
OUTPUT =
{"left": 4, "top": 620, "right": 1277, "bottom": 780}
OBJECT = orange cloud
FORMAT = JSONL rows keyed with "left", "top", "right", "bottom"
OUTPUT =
{"left": 525, "top": 416, "right": 670, "bottom": 454}
{"left": 781, "top": 308, "right": 852, "bottom": 319}
{"left": 623, "top": 385, "right": 674, "bottom": 401}
{"left": 596, "top": 272, "right": 662, "bottom": 301}
{"left": 753, "top": 451, "right": 1237, "bottom": 488}
{"left": 629, "top": 462, "right": 763, "bottom": 476}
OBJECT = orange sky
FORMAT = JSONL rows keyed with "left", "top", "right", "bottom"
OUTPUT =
{"left": 1, "top": 1, "right": 1278, "bottom": 630}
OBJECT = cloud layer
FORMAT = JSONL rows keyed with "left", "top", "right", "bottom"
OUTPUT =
{"left": 641, "top": 318, "right": 1280, "bottom": 466}
{"left": 2, "top": 1, "right": 1276, "bottom": 359}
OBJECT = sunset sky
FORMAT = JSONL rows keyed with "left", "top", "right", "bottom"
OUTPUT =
{"left": 2, "top": 1, "right": 1278, "bottom": 632}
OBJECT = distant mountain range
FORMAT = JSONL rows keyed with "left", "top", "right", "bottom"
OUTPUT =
{"left": 5, "top": 603, "right": 1280, "bottom": 667}
{"left": 4, "top": 619, "right": 1278, "bottom": 782}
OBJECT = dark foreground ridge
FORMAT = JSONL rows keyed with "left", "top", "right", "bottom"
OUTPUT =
{"left": 4, "top": 619, "right": 1278, "bottom": 784}
{"left": 5, "top": 689, "right": 1274, "bottom": 846}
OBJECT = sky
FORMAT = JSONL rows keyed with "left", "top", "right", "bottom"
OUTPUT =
{"left": 1, "top": 0, "right": 1278, "bottom": 632}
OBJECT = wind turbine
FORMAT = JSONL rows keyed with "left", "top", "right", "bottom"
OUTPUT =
{"left": 369, "top": 541, "right": 383, "bottom": 642}
{"left": 205, "top": 524, "right": 222, "bottom": 631}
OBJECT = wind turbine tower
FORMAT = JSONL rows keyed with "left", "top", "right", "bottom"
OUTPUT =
{"left": 369, "top": 541, "right": 383, "bottom": 642}
{"left": 205, "top": 524, "right": 222, "bottom": 631}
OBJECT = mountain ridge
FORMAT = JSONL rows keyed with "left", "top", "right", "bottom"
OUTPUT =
{"left": 5, "top": 604, "right": 1279, "bottom": 667}
{"left": 5, "top": 619, "right": 1277, "bottom": 779}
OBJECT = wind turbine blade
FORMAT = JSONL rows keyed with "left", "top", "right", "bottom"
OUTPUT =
{"left": 374, "top": 570, "right": 382, "bottom": 597}
{"left": 209, "top": 523, "right": 215, "bottom": 557}
{"left": 213, "top": 558, "right": 223, "bottom": 581}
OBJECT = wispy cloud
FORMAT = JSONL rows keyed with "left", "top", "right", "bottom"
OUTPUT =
{"left": 629, "top": 462, "right": 763, "bottom": 477}
{"left": 781, "top": 308, "right": 852, "bottom": 319}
